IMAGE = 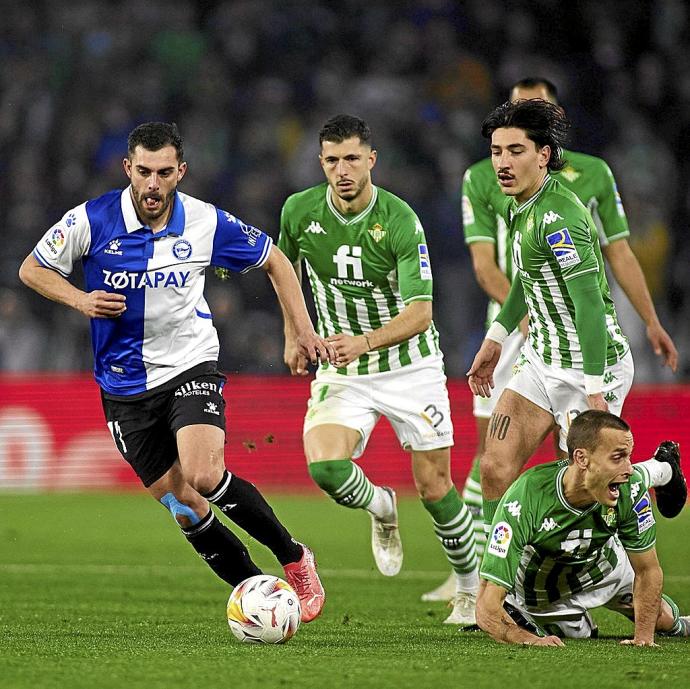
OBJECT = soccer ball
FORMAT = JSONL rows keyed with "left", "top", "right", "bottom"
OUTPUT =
{"left": 227, "top": 574, "right": 301, "bottom": 644}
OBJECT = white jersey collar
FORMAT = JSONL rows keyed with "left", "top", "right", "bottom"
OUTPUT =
{"left": 326, "top": 184, "right": 378, "bottom": 225}
{"left": 514, "top": 175, "right": 553, "bottom": 214}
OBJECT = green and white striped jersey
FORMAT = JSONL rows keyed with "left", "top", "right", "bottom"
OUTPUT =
{"left": 278, "top": 183, "right": 440, "bottom": 375}
{"left": 506, "top": 175, "right": 628, "bottom": 369}
{"left": 480, "top": 460, "right": 655, "bottom": 607}
{"left": 462, "top": 151, "right": 630, "bottom": 329}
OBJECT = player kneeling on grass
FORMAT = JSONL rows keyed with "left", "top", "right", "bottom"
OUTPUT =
{"left": 476, "top": 410, "right": 689, "bottom": 646}
{"left": 18, "top": 122, "right": 333, "bottom": 623}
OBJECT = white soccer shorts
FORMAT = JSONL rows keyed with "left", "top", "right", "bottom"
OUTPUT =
{"left": 303, "top": 354, "right": 454, "bottom": 457}
{"left": 505, "top": 345, "right": 634, "bottom": 451}
{"left": 473, "top": 330, "right": 525, "bottom": 419}
{"left": 505, "top": 537, "right": 635, "bottom": 639}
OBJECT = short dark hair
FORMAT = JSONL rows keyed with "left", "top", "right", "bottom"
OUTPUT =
{"left": 319, "top": 114, "right": 371, "bottom": 147}
{"left": 127, "top": 122, "right": 184, "bottom": 162}
{"left": 481, "top": 99, "right": 570, "bottom": 172}
{"left": 511, "top": 77, "right": 559, "bottom": 104}
{"left": 567, "top": 410, "right": 631, "bottom": 460}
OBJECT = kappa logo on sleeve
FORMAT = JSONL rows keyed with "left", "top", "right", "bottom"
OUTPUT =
{"left": 418, "top": 244, "right": 432, "bottom": 280}
{"left": 487, "top": 521, "right": 512, "bottom": 559}
{"left": 546, "top": 228, "right": 581, "bottom": 269}
{"left": 633, "top": 494, "right": 655, "bottom": 534}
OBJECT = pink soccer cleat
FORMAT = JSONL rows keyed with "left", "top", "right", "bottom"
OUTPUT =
{"left": 283, "top": 544, "right": 325, "bottom": 623}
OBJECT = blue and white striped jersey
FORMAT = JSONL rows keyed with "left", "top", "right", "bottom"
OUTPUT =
{"left": 33, "top": 187, "right": 272, "bottom": 396}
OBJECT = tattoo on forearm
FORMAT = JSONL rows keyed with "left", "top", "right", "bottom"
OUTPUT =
{"left": 489, "top": 412, "right": 511, "bottom": 440}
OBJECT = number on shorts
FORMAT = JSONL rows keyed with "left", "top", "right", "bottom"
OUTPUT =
{"left": 422, "top": 404, "right": 444, "bottom": 428}
{"left": 107, "top": 420, "right": 128, "bottom": 454}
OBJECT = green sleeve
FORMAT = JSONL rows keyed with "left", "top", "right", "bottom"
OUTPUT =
{"left": 565, "top": 272, "right": 607, "bottom": 375}
{"left": 495, "top": 276, "right": 527, "bottom": 333}
{"left": 277, "top": 200, "right": 300, "bottom": 263}
{"left": 480, "top": 476, "right": 534, "bottom": 591}
{"left": 593, "top": 161, "right": 630, "bottom": 245}
{"left": 543, "top": 209, "right": 599, "bottom": 282}
{"left": 462, "top": 166, "right": 499, "bottom": 244}
{"left": 618, "top": 468, "right": 656, "bottom": 552}
{"left": 391, "top": 210, "right": 434, "bottom": 304}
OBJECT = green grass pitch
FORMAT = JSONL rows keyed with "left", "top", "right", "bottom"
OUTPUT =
{"left": 1, "top": 491, "right": 689, "bottom": 689}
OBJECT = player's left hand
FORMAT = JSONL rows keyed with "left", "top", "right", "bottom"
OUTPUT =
{"left": 326, "top": 333, "right": 368, "bottom": 368}
{"left": 284, "top": 338, "right": 310, "bottom": 376}
{"left": 646, "top": 322, "right": 678, "bottom": 373}
{"left": 296, "top": 331, "right": 337, "bottom": 369}
{"left": 467, "top": 339, "right": 502, "bottom": 397}
{"left": 620, "top": 638, "right": 659, "bottom": 647}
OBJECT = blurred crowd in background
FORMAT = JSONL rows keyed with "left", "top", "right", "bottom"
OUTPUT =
{"left": 1, "top": 0, "right": 689, "bottom": 381}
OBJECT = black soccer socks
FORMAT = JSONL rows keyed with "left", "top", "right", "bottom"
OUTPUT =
{"left": 204, "top": 471, "right": 303, "bottom": 566}
{"left": 181, "top": 509, "right": 261, "bottom": 585}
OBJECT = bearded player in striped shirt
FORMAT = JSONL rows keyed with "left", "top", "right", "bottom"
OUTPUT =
{"left": 278, "top": 114, "right": 479, "bottom": 625}
{"left": 467, "top": 99, "right": 686, "bottom": 535}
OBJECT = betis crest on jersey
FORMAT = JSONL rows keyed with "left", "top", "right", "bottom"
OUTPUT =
{"left": 368, "top": 223, "right": 386, "bottom": 243}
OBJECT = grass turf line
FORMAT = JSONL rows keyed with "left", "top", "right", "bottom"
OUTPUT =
{"left": 1, "top": 492, "right": 689, "bottom": 689}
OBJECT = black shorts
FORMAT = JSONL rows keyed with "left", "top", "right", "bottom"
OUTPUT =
{"left": 101, "top": 362, "right": 227, "bottom": 487}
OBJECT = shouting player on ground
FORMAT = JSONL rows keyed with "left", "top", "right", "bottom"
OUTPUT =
{"left": 477, "top": 410, "right": 689, "bottom": 645}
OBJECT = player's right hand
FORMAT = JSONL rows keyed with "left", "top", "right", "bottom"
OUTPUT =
{"left": 620, "top": 638, "right": 659, "bottom": 647}
{"left": 586, "top": 393, "right": 608, "bottom": 412}
{"left": 467, "top": 339, "right": 502, "bottom": 397}
{"left": 527, "top": 635, "right": 565, "bottom": 647}
{"left": 77, "top": 290, "right": 126, "bottom": 318}
{"left": 646, "top": 322, "right": 678, "bottom": 372}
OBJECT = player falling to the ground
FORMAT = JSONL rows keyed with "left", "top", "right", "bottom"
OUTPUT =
{"left": 278, "top": 114, "right": 479, "bottom": 625}
{"left": 424, "top": 77, "right": 681, "bottom": 604}
{"left": 477, "top": 410, "right": 689, "bottom": 646}
{"left": 463, "top": 99, "right": 686, "bottom": 580}
{"left": 19, "top": 122, "right": 333, "bottom": 622}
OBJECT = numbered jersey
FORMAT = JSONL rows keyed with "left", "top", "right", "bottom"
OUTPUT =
{"left": 278, "top": 183, "right": 440, "bottom": 375}
{"left": 508, "top": 176, "right": 628, "bottom": 369}
{"left": 480, "top": 460, "right": 656, "bottom": 607}
{"left": 461, "top": 151, "right": 629, "bottom": 329}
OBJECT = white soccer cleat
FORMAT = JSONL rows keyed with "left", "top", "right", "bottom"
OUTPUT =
{"left": 443, "top": 591, "right": 477, "bottom": 626}
{"left": 370, "top": 486, "right": 403, "bottom": 576}
{"left": 421, "top": 570, "right": 456, "bottom": 602}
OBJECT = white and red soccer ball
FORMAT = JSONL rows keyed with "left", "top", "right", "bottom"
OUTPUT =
{"left": 226, "top": 574, "right": 301, "bottom": 644}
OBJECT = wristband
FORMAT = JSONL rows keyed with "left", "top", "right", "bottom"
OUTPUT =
{"left": 364, "top": 333, "right": 373, "bottom": 351}
{"left": 584, "top": 374, "right": 604, "bottom": 395}
{"left": 485, "top": 321, "right": 509, "bottom": 345}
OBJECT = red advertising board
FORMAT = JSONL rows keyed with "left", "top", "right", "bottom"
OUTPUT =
{"left": 1, "top": 374, "right": 688, "bottom": 491}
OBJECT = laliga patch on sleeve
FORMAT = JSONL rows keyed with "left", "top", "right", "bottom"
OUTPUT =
{"left": 462, "top": 195, "right": 475, "bottom": 226}
{"left": 418, "top": 244, "right": 432, "bottom": 280}
{"left": 546, "top": 228, "right": 581, "bottom": 269}
{"left": 633, "top": 493, "right": 655, "bottom": 534}
{"left": 43, "top": 225, "right": 67, "bottom": 258}
{"left": 487, "top": 521, "right": 512, "bottom": 559}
